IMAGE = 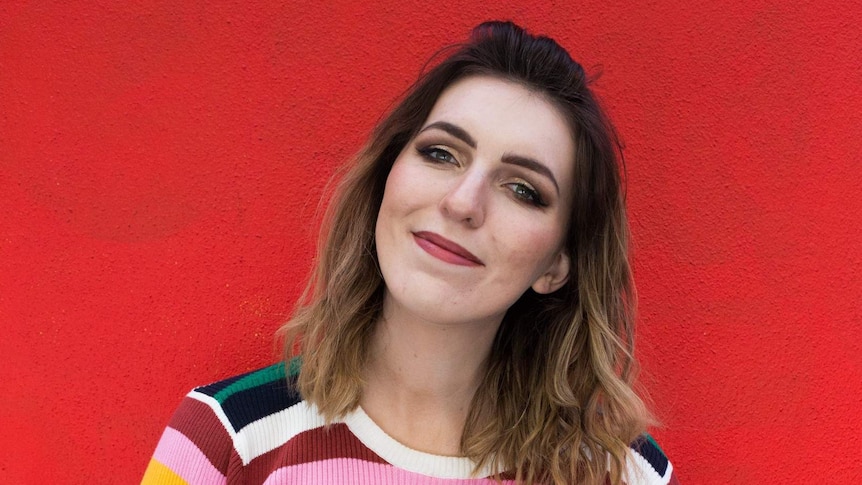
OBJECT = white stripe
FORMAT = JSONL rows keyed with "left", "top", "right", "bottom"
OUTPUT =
{"left": 624, "top": 446, "right": 669, "bottom": 485}
{"left": 189, "top": 392, "right": 328, "bottom": 465}
{"left": 236, "top": 400, "right": 327, "bottom": 465}
{"left": 663, "top": 460, "right": 674, "bottom": 483}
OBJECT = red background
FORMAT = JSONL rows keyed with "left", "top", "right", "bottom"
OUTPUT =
{"left": 2, "top": 1, "right": 860, "bottom": 483}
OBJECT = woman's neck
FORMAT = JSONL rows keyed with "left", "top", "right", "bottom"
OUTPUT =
{"left": 359, "top": 297, "right": 501, "bottom": 455}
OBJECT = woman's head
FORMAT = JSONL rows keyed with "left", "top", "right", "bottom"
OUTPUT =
{"left": 284, "top": 21, "right": 648, "bottom": 485}
{"left": 375, "top": 74, "right": 576, "bottom": 329}
{"left": 319, "top": 20, "right": 627, "bottom": 318}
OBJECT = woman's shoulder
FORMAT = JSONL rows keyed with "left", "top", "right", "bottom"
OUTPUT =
{"left": 190, "top": 359, "right": 301, "bottom": 407}
{"left": 142, "top": 359, "right": 311, "bottom": 483}
{"left": 182, "top": 358, "right": 305, "bottom": 436}
{"left": 626, "top": 434, "right": 680, "bottom": 485}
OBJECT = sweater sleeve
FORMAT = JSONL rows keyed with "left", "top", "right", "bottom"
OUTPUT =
{"left": 626, "top": 434, "right": 679, "bottom": 485}
{"left": 141, "top": 392, "right": 239, "bottom": 485}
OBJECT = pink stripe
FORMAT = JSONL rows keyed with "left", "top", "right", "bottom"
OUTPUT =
{"left": 262, "top": 458, "right": 515, "bottom": 485}
{"left": 153, "top": 426, "right": 226, "bottom": 485}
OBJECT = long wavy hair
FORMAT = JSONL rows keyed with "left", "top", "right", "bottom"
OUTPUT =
{"left": 280, "top": 20, "right": 651, "bottom": 485}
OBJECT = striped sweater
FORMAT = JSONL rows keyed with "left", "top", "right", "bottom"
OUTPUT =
{"left": 142, "top": 362, "right": 678, "bottom": 484}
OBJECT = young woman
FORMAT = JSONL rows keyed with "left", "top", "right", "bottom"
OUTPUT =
{"left": 143, "top": 21, "right": 678, "bottom": 485}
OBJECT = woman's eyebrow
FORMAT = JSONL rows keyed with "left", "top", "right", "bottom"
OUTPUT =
{"left": 419, "top": 121, "right": 477, "bottom": 149}
{"left": 420, "top": 120, "right": 559, "bottom": 196}
{"left": 502, "top": 154, "right": 560, "bottom": 195}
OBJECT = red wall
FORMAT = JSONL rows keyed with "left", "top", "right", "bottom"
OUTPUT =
{"left": 2, "top": 2, "right": 860, "bottom": 483}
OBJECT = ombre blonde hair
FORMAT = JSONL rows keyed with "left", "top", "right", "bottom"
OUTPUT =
{"left": 280, "top": 21, "right": 652, "bottom": 485}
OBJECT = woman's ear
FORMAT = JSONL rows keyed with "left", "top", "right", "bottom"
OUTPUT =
{"left": 531, "top": 250, "right": 571, "bottom": 294}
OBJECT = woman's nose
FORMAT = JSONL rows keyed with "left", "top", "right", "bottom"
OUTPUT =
{"left": 438, "top": 170, "right": 486, "bottom": 228}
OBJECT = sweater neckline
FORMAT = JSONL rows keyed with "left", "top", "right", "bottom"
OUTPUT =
{"left": 340, "top": 406, "right": 497, "bottom": 479}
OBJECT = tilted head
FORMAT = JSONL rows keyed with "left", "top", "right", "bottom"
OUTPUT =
{"left": 286, "top": 21, "right": 646, "bottom": 485}
{"left": 332, "top": 20, "right": 630, "bottom": 332}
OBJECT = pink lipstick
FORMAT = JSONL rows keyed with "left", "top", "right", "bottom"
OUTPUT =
{"left": 412, "top": 231, "right": 484, "bottom": 267}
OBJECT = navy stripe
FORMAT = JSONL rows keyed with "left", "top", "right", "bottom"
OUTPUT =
{"left": 630, "top": 434, "right": 668, "bottom": 477}
{"left": 219, "top": 372, "right": 302, "bottom": 432}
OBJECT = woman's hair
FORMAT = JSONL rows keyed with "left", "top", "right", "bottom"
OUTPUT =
{"left": 280, "top": 20, "right": 651, "bottom": 485}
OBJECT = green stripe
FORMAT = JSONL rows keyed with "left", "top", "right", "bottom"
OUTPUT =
{"left": 212, "top": 357, "right": 301, "bottom": 403}
{"left": 644, "top": 433, "right": 667, "bottom": 459}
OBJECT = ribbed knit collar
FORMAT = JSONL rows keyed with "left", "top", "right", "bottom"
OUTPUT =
{"left": 340, "top": 406, "right": 498, "bottom": 479}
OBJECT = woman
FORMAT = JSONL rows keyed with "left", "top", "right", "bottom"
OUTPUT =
{"left": 143, "top": 21, "right": 677, "bottom": 485}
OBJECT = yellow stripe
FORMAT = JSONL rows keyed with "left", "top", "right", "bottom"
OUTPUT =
{"left": 141, "top": 458, "right": 189, "bottom": 485}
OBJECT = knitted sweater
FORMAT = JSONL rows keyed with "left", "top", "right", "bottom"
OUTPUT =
{"left": 142, "top": 362, "right": 678, "bottom": 484}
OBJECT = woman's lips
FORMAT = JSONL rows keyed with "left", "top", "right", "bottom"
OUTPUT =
{"left": 412, "top": 231, "right": 484, "bottom": 267}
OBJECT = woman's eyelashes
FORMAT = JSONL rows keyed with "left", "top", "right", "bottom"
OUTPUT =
{"left": 417, "top": 146, "right": 458, "bottom": 165}
{"left": 506, "top": 181, "right": 547, "bottom": 207}
{"left": 416, "top": 144, "right": 548, "bottom": 208}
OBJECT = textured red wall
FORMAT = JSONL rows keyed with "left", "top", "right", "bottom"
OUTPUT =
{"left": 1, "top": 1, "right": 860, "bottom": 483}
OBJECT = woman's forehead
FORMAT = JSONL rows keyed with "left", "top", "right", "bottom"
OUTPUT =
{"left": 422, "top": 75, "right": 575, "bottom": 179}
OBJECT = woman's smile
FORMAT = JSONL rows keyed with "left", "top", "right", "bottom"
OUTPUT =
{"left": 412, "top": 231, "right": 484, "bottom": 267}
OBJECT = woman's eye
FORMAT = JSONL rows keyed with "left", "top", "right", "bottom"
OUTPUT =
{"left": 417, "top": 146, "right": 457, "bottom": 165}
{"left": 507, "top": 182, "right": 547, "bottom": 207}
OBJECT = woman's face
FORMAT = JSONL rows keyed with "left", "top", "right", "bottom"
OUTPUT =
{"left": 375, "top": 75, "right": 575, "bottom": 328}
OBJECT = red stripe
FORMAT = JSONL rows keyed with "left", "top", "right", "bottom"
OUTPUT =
{"left": 168, "top": 396, "right": 237, "bottom": 475}
{"left": 235, "top": 423, "right": 387, "bottom": 484}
